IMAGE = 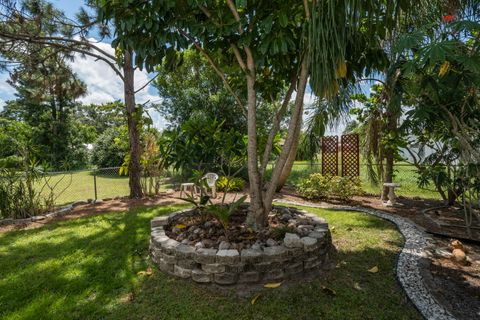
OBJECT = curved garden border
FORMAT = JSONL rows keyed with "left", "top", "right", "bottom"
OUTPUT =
{"left": 274, "top": 199, "right": 456, "bottom": 320}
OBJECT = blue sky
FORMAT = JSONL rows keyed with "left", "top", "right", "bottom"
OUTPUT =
{"left": 0, "top": 0, "right": 166, "bottom": 127}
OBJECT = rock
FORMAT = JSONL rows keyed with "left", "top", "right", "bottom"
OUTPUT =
{"left": 281, "top": 213, "right": 292, "bottom": 222}
{"left": 283, "top": 233, "right": 302, "bottom": 248}
{"left": 434, "top": 248, "right": 452, "bottom": 259}
{"left": 193, "top": 228, "right": 201, "bottom": 235}
{"left": 194, "top": 242, "right": 204, "bottom": 249}
{"left": 204, "top": 221, "right": 213, "bottom": 228}
{"left": 218, "top": 236, "right": 227, "bottom": 242}
{"left": 452, "top": 248, "right": 467, "bottom": 264}
{"left": 218, "top": 241, "right": 231, "bottom": 250}
{"left": 298, "top": 224, "right": 314, "bottom": 230}
{"left": 181, "top": 239, "right": 189, "bottom": 244}
{"left": 266, "top": 238, "right": 278, "bottom": 247}
{"left": 251, "top": 243, "right": 261, "bottom": 251}
{"left": 201, "top": 239, "right": 214, "bottom": 248}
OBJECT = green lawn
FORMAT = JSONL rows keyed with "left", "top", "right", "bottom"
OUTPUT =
{"left": 0, "top": 204, "right": 420, "bottom": 320}
{"left": 282, "top": 161, "right": 441, "bottom": 200}
{"left": 36, "top": 170, "right": 131, "bottom": 205}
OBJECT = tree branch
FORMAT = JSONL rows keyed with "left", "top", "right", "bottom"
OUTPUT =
{"left": 134, "top": 73, "right": 159, "bottom": 94}
{"left": 178, "top": 28, "right": 247, "bottom": 117}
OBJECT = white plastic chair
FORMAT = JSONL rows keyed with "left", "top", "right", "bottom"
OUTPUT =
{"left": 202, "top": 173, "right": 219, "bottom": 198}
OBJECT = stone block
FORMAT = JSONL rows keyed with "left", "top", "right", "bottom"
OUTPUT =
{"left": 158, "top": 258, "right": 174, "bottom": 273}
{"left": 214, "top": 272, "right": 238, "bottom": 285}
{"left": 151, "top": 216, "right": 169, "bottom": 227}
{"left": 194, "top": 248, "right": 218, "bottom": 264}
{"left": 285, "top": 247, "right": 303, "bottom": 257}
{"left": 176, "top": 244, "right": 196, "bottom": 259}
{"left": 301, "top": 237, "right": 319, "bottom": 252}
{"left": 308, "top": 231, "right": 327, "bottom": 239}
{"left": 225, "top": 263, "right": 246, "bottom": 273}
{"left": 160, "top": 252, "right": 177, "bottom": 264}
{"left": 216, "top": 249, "right": 240, "bottom": 265}
{"left": 151, "top": 235, "right": 170, "bottom": 248}
{"left": 238, "top": 271, "right": 260, "bottom": 283}
{"left": 174, "top": 265, "right": 192, "bottom": 278}
{"left": 263, "top": 246, "right": 287, "bottom": 262}
{"left": 254, "top": 262, "right": 273, "bottom": 272}
{"left": 240, "top": 249, "right": 262, "bottom": 263}
{"left": 191, "top": 268, "right": 212, "bottom": 283}
{"left": 283, "top": 233, "right": 302, "bottom": 248}
{"left": 161, "top": 239, "right": 180, "bottom": 255}
{"left": 304, "top": 256, "right": 322, "bottom": 269}
{"left": 263, "top": 268, "right": 284, "bottom": 281}
{"left": 284, "top": 262, "right": 303, "bottom": 276}
{"left": 202, "top": 263, "right": 225, "bottom": 274}
{"left": 177, "top": 259, "right": 198, "bottom": 269}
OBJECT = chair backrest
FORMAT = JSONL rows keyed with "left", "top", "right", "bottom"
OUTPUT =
{"left": 203, "top": 173, "right": 219, "bottom": 187}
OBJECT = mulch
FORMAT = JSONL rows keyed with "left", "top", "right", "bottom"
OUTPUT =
{"left": 1, "top": 188, "right": 479, "bottom": 319}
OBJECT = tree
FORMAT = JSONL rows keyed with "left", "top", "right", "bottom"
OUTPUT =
{"left": 154, "top": 49, "right": 244, "bottom": 131}
{"left": 0, "top": 0, "right": 172, "bottom": 197}
{"left": 99, "top": 0, "right": 436, "bottom": 229}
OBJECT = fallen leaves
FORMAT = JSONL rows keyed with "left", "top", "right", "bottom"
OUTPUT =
{"left": 353, "top": 282, "right": 362, "bottom": 291}
{"left": 137, "top": 267, "right": 153, "bottom": 276}
{"left": 367, "top": 266, "right": 379, "bottom": 273}
{"left": 174, "top": 224, "right": 186, "bottom": 229}
{"left": 263, "top": 282, "right": 282, "bottom": 289}
{"left": 250, "top": 293, "right": 261, "bottom": 305}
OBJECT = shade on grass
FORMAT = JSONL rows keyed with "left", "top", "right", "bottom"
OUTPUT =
{"left": 0, "top": 204, "right": 421, "bottom": 320}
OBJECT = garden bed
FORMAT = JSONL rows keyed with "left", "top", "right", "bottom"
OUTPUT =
{"left": 150, "top": 205, "right": 333, "bottom": 286}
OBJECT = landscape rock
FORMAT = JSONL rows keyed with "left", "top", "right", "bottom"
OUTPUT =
{"left": 218, "top": 241, "right": 231, "bottom": 250}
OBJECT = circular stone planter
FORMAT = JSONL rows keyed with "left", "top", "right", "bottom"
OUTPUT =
{"left": 149, "top": 206, "right": 334, "bottom": 286}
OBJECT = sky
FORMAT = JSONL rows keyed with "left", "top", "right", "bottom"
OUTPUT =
{"left": 0, "top": 0, "right": 349, "bottom": 134}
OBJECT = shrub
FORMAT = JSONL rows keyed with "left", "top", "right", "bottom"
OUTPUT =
{"left": 216, "top": 176, "right": 246, "bottom": 192}
{"left": 297, "top": 173, "right": 362, "bottom": 201}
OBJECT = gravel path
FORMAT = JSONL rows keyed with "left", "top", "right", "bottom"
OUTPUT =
{"left": 274, "top": 199, "right": 456, "bottom": 320}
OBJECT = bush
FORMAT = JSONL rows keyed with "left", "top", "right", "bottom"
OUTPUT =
{"left": 297, "top": 173, "right": 362, "bottom": 201}
{"left": 216, "top": 176, "right": 246, "bottom": 192}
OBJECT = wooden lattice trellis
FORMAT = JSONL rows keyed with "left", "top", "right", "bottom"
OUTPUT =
{"left": 322, "top": 135, "right": 339, "bottom": 176}
{"left": 341, "top": 133, "right": 360, "bottom": 177}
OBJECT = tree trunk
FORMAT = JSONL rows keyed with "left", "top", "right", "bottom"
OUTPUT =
{"left": 382, "top": 110, "right": 397, "bottom": 201}
{"left": 244, "top": 52, "right": 265, "bottom": 229}
{"left": 275, "top": 109, "right": 302, "bottom": 192}
{"left": 263, "top": 57, "right": 309, "bottom": 214}
{"left": 123, "top": 50, "right": 143, "bottom": 198}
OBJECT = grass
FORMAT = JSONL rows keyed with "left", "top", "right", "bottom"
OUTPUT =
{"left": 0, "top": 204, "right": 420, "bottom": 320}
{"left": 36, "top": 170, "right": 133, "bottom": 205}
{"left": 281, "top": 161, "right": 441, "bottom": 200}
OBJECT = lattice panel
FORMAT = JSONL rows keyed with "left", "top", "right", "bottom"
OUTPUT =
{"left": 322, "top": 135, "right": 339, "bottom": 176}
{"left": 341, "top": 134, "right": 360, "bottom": 177}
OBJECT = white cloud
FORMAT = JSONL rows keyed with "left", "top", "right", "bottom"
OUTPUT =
{"left": 69, "top": 39, "right": 166, "bottom": 128}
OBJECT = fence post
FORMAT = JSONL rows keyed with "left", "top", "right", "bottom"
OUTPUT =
{"left": 93, "top": 169, "right": 98, "bottom": 201}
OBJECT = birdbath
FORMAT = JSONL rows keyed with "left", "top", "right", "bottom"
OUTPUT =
{"left": 383, "top": 183, "right": 400, "bottom": 207}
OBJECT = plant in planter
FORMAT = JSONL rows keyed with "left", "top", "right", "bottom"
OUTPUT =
{"left": 206, "top": 195, "right": 247, "bottom": 239}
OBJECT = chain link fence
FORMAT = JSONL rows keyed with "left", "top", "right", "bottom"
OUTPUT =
{"left": 36, "top": 162, "right": 442, "bottom": 206}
